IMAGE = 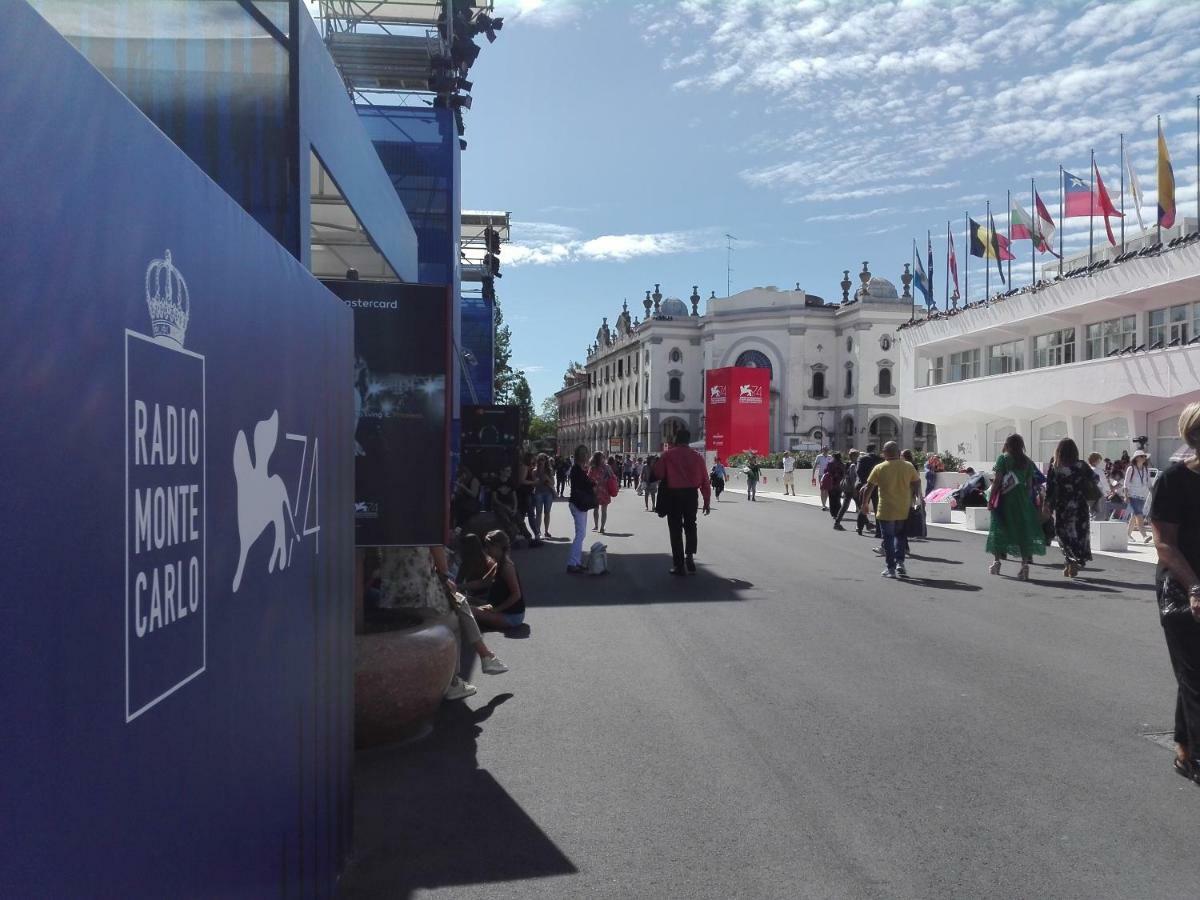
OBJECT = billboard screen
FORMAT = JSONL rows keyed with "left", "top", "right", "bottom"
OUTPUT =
{"left": 322, "top": 280, "right": 451, "bottom": 547}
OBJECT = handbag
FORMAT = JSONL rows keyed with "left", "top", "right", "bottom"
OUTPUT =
{"left": 1157, "top": 573, "right": 1193, "bottom": 619}
{"left": 655, "top": 470, "right": 670, "bottom": 517}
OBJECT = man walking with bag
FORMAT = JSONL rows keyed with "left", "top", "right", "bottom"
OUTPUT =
{"left": 653, "top": 428, "right": 711, "bottom": 576}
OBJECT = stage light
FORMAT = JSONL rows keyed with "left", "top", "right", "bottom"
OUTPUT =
{"left": 453, "top": 108, "right": 465, "bottom": 136}
{"left": 451, "top": 94, "right": 472, "bottom": 110}
{"left": 457, "top": 78, "right": 473, "bottom": 92}
{"left": 459, "top": 139, "right": 467, "bottom": 151}
{"left": 482, "top": 278, "right": 496, "bottom": 302}
{"left": 346, "top": 268, "right": 359, "bottom": 281}
{"left": 484, "top": 226, "right": 501, "bottom": 256}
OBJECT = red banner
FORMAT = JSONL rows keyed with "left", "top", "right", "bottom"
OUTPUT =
{"left": 705, "top": 367, "right": 770, "bottom": 458}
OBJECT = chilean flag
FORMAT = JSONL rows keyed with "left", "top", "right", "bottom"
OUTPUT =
{"left": 1064, "top": 166, "right": 1122, "bottom": 245}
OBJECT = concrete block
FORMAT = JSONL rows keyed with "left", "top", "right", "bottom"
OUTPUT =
{"left": 928, "top": 500, "right": 952, "bottom": 524}
{"left": 1092, "top": 521, "right": 1129, "bottom": 552}
{"left": 964, "top": 506, "right": 991, "bottom": 531}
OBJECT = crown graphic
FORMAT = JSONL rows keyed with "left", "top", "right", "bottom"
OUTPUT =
{"left": 145, "top": 249, "right": 189, "bottom": 346}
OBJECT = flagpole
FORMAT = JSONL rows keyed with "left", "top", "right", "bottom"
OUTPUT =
{"left": 1195, "top": 94, "right": 1199, "bottom": 229}
{"left": 1031, "top": 177, "right": 1036, "bottom": 286}
{"left": 1120, "top": 132, "right": 1126, "bottom": 252}
{"left": 927, "top": 229, "right": 933, "bottom": 315}
{"left": 944, "top": 221, "right": 950, "bottom": 308}
{"left": 985, "top": 199, "right": 991, "bottom": 305}
{"left": 1058, "top": 165, "right": 1064, "bottom": 274}
{"left": 1157, "top": 116, "right": 1162, "bottom": 247}
{"left": 1088, "top": 148, "right": 1095, "bottom": 269}
{"left": 964, "top": 211, "right": 969, "bottom": 304}
{"left": 911, "top": 240, "right": 916, "bottom": 322}
{"left": 1006, "top": 188, "right": 1012, "bottom": 286}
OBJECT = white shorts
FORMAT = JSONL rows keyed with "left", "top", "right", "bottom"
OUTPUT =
{"left": 783, "top": 472, "right": 794, "bottom": 486}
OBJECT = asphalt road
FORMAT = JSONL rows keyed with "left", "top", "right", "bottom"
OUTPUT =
{"left": 342, "top": 488, "right": 1197, "bottom": 900}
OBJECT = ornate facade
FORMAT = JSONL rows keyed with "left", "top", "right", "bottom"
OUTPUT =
{"left": 557, "top": 264, "right": 936, "bottom": 455}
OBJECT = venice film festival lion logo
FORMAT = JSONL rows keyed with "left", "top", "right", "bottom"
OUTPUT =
{"left": 231, "top": 411, "right": 321, "bottom": 593}
{"left": 738, "top": 383, "right": 763, "bottom": 403}
{"left": 709, "top": 384, "right": 726, "bottom": 404}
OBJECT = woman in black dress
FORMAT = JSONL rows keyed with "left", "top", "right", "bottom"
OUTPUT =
{"left": 1151, "top": 403, "right": 1200, "bottom": 783}
{"left": 1045, "top": 437, "right": 1094, "bottom": 578}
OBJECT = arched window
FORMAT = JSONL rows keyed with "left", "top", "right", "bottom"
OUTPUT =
{"left": 634, "top": 384, "right": 638, "bottom": 406}
{"left": 845, "top": 366, "right": 854, "bottom": 397}
{"left": 812, "top": 371, "right": 826, "bottom": 398}
{"left": 734, "top": 349, "right": 772, "bottom": 379}
{"left": 668, "top": 377, "right": 682, "bottom": 402}
{"left": 878, "top": 367, "right": 892, "bottom": 395}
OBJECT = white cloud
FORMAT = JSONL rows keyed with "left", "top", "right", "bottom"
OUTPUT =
{"left": 650, "top": 0, "right": 1197, "bottom": 228}
{"left": 805, "top": 207, "right": 896, "bottom": 223}
{"left": 506, "top": 223, "right": 724, "bottom": 267}
{"left": 495, "top": 0, "right": 586, "bottom": 27}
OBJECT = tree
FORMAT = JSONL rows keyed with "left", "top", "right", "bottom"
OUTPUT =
{"left": 512, "top": 374, "right": 534, "bottom": 429}
{"left": 492, "top": 295, "right": 522, "bottom": 405}
{"left": 528, "top": 396, "right": 559, "bottom": 443}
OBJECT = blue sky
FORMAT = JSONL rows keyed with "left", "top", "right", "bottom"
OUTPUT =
{"left": 459, "top": 0, "right": 1200, "bottom": 406}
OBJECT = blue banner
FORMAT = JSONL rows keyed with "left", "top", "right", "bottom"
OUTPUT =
{"left": 1, "top": 6, "right": 354, "bottom": 895}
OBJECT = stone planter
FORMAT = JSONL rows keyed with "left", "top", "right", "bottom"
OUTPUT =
{"left": 354, "top": 608, "right": 458, "bottom": 749}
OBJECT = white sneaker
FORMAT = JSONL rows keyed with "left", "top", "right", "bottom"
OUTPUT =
{"left": 481, "top": 655, "right": 509, "bottom": 675}
{"left": 444, "top": 675, "right": 477, "bottom": 700}
{"left": 896, "top": 564, "right": 908, "bottom": 578}
{"left": 880, "top": 568, "right": 896, "bottom": 578}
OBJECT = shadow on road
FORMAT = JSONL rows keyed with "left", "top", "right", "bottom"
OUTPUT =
{"left": 902, "top": 577, "right": 983, "bottom": 592}
{"left": 905, "top": 553, "right": 963, "bottom": 565}
{"left": 341, "top": 694, "right": 576, "bottom": 899}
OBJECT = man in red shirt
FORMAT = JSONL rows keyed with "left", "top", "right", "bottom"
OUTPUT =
{"left": 653, "top": 428, "right": 712, "bottom": 575}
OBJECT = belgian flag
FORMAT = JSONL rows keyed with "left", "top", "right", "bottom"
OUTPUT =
{"left": 969, "top": 216, "right": 1011, "bottom": 283}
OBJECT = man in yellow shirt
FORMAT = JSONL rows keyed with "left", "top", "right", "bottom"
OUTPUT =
{"left": 865, "top": 441, "right": 921, "bottom": 578}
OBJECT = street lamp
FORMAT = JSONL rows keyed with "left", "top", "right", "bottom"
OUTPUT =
{"left": 817, "top": 410, "right": 825, "bottom": 444}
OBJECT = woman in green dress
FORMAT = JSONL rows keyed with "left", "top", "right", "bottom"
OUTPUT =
{"left": 986, "top": 433, "right": 1046, "bottom": 580}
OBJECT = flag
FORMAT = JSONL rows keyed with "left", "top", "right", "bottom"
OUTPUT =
{"left": 1011, "top": 200, "right": 1035, "bottom": 241}
{"left": 1062, "top": 169, "right": 1094, "bottom": 217}
{"left": 1093, "top": 160, "right": 1121, "bottom": 246}
{"left": 1064, "top": 165, "right": 1122, "bottom": 245}
{"left": 1158, "top": 119, "right": 1176, "bottom": 228}
{"left": 1034, "top": 191, "right": 1059, "bottom": 257}
{"left": 971, "top": 218, "right": 1015, "bottom": 261}
{"left": 969, "top": 218, "right": 987, "bottom": 257}
{"left": 988, "top": 211, "right": 1009, "bottom": 283}
{"left": 1014, "top": 196, "right": 1060, "bottom": 256}
{"left": 948, "top": 231, "right": 960, "bottom": 303}
{"left": 914, "top": 242, "right": 932, "bottom": 307}
{"left": 926, "top": 232, "right": 935, "bottom": 307}
{"left": 1127, "top": 153, "right": 1147, "bottom": 233}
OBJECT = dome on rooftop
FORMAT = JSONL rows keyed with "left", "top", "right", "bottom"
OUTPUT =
{"left": 660, "top": 297, "right": 688, "bottom": 316}
{"left": 865, "top": 276, "right": 898, "bottom": 300}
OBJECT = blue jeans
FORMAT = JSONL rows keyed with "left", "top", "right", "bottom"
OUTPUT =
{"left": 880, "top": 519, "right": 906, "bottom": 570}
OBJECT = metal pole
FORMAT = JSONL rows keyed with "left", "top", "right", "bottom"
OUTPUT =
{"left": 1088, "top": 149, "right": 1095, "bottom": 268}
{"left": 964, "top": 211, "right": 969, "bottom": 303}
{"left": 1058, "top": 166, "right": 1064, "bottom": 273}
{"left": 1157, "top": 116, "right": 1163, "bottom": 247}
{"left": 1006, "top": 188, "right": 1012, "bottom": 286}
{"left": 944, "top": 220, "right": 950, "bottom": 308}
{"left": 1120, "top": 132, "right": 1125, "bottom": 252}
{"left": 1031, "top": 178, "right": 1036, "bottom": 285}
{"left": 911, "top": 241, "right": 916, "bottom": 322}
{"left": 985, "top": 199, "right": 990, "bottom": 304}
{"left": 1195, "top": 95, "right": 1199, "bottom": 230}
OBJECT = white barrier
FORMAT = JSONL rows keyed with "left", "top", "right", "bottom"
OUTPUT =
{"left": 928, "top": 500, "right": 952, "bottom": 524}
{"left": 1091, "top": 521, "right": 1129, "bottom": 552}
{"left": 964, "top": 507, "right": 991, "bottom": 531}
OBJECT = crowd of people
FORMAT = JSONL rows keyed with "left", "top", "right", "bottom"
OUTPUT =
{"left": 407, "top": 402, "right": 1200, "bottom": 789}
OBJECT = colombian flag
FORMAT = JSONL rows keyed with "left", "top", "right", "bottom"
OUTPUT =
{"left": 1158, "top": 120, "right": 1176, "bottom": 229}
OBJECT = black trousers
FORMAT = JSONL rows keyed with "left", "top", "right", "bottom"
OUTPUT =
{"left": 663, "top": 487, "right": 699, "bottom": 568}
{"left": 827, "top": 487, "right": 842, "bottom": 520}
{"left": 1162, "top": 610, "right": 1200, "bottom": 754}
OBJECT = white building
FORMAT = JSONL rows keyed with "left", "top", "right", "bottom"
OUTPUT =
{"left": 562, "top": 265, "right": 931, "bottom": 455}
{"left": 899, "top": 222, "right": 1200, "bottom": 470}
